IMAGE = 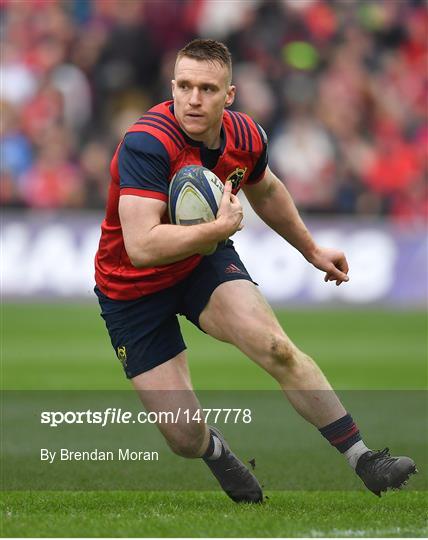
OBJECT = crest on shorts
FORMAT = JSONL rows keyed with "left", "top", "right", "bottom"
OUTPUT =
{"left": 117, "top": 345, "right": 127, "bottom": 366}
{"left": 226, "top": 167, "right": 247, "bottom": 190}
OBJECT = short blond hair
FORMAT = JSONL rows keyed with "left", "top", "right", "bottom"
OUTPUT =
{"left": 176, "top": 39, "right": 232, "bottom": 82}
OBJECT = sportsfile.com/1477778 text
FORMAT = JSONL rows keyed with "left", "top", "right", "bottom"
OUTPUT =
{"left": 40, "top": 408, "right": 253, "bottom": 427}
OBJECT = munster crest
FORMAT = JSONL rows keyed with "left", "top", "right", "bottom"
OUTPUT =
{"left": 226, "top": 167, "right": 247, "bottom": 190}
{"left": 117, "top": 345, "right": 127, "bottom": 367}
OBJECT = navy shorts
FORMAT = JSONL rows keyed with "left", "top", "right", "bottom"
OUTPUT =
{"left": 95, "top": 241, "right": 255, "bottom": 379}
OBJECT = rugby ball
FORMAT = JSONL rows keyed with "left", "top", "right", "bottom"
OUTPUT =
{"left": 168, "top": 165, "right": 224, "bottom": 225}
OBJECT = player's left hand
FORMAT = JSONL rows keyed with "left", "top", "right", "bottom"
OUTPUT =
{"left": 310, "top": 246, "right": 349, "bottom": 286}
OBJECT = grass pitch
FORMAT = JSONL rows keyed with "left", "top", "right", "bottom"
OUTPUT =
{"left": 1, "top": 303, "right": 427, "bottom": 537}
{"left": 2, "top": 491, "right": 427, "bottom": 538}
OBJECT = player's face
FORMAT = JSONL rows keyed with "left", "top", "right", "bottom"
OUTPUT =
{"left": 172, "top": 57, "right": 235, "bottom": 148}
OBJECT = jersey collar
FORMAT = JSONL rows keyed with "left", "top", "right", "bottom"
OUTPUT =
{"left": 169, "top": 102, "right": 227, "bottom": 154}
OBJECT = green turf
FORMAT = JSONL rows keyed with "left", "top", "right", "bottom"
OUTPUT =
{"left": 1, "top": 303, "right": 427, "bottom": 537}
{"left": 1, "top": 303, "right": 427, "bottom": 390}
{"left": 1, "top": 491, "right": 427, "bottom": 537}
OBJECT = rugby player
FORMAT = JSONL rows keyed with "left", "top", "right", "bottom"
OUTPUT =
{"left": 94, "top": 39, "right": 416, "bottom": 502}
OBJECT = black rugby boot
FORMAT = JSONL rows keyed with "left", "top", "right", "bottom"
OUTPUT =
{"left": 203, "top": 426, "right": 263, "bottom": 503}
{"left": 356, "top": 447, "right": 417, "bottom": 497}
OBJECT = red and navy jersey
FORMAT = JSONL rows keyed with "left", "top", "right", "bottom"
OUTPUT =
{"left": 95, "top": 100, "right": 268, "bottom": 300}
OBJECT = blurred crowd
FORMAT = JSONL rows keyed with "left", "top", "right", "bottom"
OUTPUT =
{"left": 1, "top": 0, "right": 427, "bottom": 223}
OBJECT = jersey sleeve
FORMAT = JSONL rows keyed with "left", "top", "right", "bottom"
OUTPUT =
{"left": 118, "top": 131, "right": 170, "bottom": 201}
{"left": 246, "top": 122, "right": 268, "bottom": 185}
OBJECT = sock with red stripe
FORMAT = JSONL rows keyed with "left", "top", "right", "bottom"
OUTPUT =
{"left": 319, "top": 413, "right": 370, "bottom": 469}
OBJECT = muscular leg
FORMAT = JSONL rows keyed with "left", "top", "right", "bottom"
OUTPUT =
{"left": 131, "top": 351, "right": 210, "bottom": 458}
{"left": 198, "top": 280, "right": 418, "bottom": 496}
{"left": 199, "top": 280, "right": 346, "bottom": 427}
{"left": 131, "top": 349, "right": 263, "bottom": 502}
{"left": 198, "top": 279, "right": 417, "bottom": 497}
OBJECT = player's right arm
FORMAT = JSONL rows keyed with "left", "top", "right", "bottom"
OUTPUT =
{"left": 118, "top": 131, "right": 242, "bottom": 267}
{"left": 119, "top": 181, "right": 242, "bottom": 267}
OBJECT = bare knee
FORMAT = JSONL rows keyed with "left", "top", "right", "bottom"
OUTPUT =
{"left": 166, "top": 424, "right": 207, "bottom": 458}
{"left": 267, "top": 334, "right": 310, "bottom": 380}
{"left": 270, "top": 334, "right": 298, "bottom": 366}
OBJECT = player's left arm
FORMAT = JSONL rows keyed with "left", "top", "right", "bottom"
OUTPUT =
{"left": 243, "top": 166, "right": 349, "bottom": 285}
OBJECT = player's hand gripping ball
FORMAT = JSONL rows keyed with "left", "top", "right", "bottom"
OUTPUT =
{"left": 169, "top": 165, "right": 225, "bottom": 255}
{"left": 168, "top": 165, "right": 224, "bottom": 226}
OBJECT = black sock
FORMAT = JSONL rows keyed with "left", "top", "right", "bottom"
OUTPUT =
{"left": 319, "top": 413, "right": 361, "bottom": 453}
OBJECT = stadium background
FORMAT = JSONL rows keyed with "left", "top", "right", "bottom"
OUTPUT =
{"left": 2, "top": 0, "right": 427, "bottom": 305}
{"left": 1, "top": 0, "right": 427, "bottom": 537}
